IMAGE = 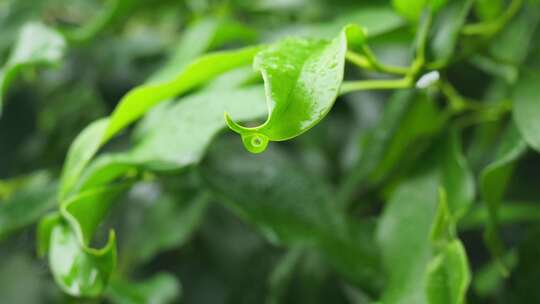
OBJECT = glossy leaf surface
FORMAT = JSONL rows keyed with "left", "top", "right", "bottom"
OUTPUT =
{"left": 225, "top": 27, "right": 349, "bottom": 153}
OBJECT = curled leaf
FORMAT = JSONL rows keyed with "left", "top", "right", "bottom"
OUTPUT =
{"left": 38, "top": 185, "right": 128, "bottom": 297}
{"left": 225, "top": 26, "right": 355, "bottom": 153}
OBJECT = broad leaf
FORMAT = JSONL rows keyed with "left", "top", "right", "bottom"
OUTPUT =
{"left": 0, "top": 173, "right": 56, "bottom": 240}
{"left": 377, "top": 131, "right": 472, "bottom": 304}
{"left": 74, "top": 86, "right": 267, "bottom": 193}
{"left": 225, "top": 27, "right": 349, "bottom": 153}
{"left": 106, "top": 273, "right": 181, "bottom": 304}
{"left": 123, "top": 191, "right": 209, "bottom": 264}
{"left": 480, "top": 122, "right": 527, "bottom": 272}
{"left": 425, "top": 240, "right": 470, "bottom": 304}
{"left": 431, "top": 0, "right": 473, "bottom": 63}
{"left": 513, "top": 71, "right": 540, "bottom": 152}
{"left": 341, "top": 90, "right": 444, "bottom": 204}
{"left": 377, "top": 172, "right": 439, "bottom": 304}
{"left": 201, "top": 139, "right": 382, "bottom": 292}
{"left": 0, "top": 22, "right": 66, "bottom": 116}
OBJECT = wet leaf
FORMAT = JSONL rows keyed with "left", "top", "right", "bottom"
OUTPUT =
{"left": 225, "top": 26, "right": 350, "bottom": 153}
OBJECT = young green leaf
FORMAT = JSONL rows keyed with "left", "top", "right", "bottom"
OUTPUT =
{"left": 0, "top": 22, "right": 66, "bottom": 116}
{"left": 49, "top": 220, "right": 117, "bottom": 297}
{"left": 480, "top": 122, "right": 527, "bottom": 273}
{"left": 225, "top": 26, "right": 350, "bottom": 153}
{"left": 430, "top": 0, "right": 474, "bottom": 64}
{"left": 425, "top": 240, "right": 471, "bottom": 304}
{"left": 377, "top": 172, "right": 439, "bottom": 304}
{"left": 38, "top": 185, "right": 128, "bottom": 297}
{"left": 0, "top": 173, "right": 56, "bottom": 240}
{"left": 439, "top": 130, "right": 475, "bottom": 220}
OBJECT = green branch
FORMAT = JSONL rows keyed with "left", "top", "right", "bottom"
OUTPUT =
{"left": 462, "top": 0, "right": 524, "bottom": 36}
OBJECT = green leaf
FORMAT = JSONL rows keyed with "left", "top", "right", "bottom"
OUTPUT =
{"left": 0, "top": 173, "right": 56, "bottom": 240}
{"left": 104, "top": 45, "right": 263, "bottom": 142}
{"left": 377, "top": 172, "right": 439, "bottom": 304}
{"left": 225, "top": 27, "right": 349, "bottom": 153}
{"left": 488, "top": 5, "right": 540, "bottom": 65}
{"left": 377, "top": 131, "right": 472, "bottom": 304}
{"left": 0, "top": 22, "right": 66, "bottom": 116}
{"left": 39, "top": 184, "right": 129, "bottom": 297}
{"left": 429, "top": 188, "right": 454, "bottom": 244}
{"left": 339, "top": 91, "right": 445, "bottom": 207}
{"left": 123, "top": 192, "right": 210, "bottom": 264}
{"left": 106, "top": 273, "right": 181, "bottom": 304}
{"left": 58, "top": 46, "right": 263, "bottom": 200}
{"left": 425, "top": 240, "right": 471, "bottom": 304}
{"left": 392, "top": 0, "right": 448, "bottom": 21}
{"left": 49, "top": 220, "right": 116, "bottom": 297}
{"left": 513, "top": 71, "right": 540, "bottom": 152}
{"left": 72, "top": 86, "right": 267, "bottom": 195}
{"left": 59, "top": 118, "right": 109, "bottom": 201}
{"left": 267, "top": 248, "right": 304, "bottom": 304}
{"left": 439, "top": 130, "right": 475, "bottom": 220}
{"left": 430, "top": 0, "right": 474, "bottom": 63}
{"left": 44, "top": 86, "right": 268, "bottom": 295}
{"left": 297, "top": 7, "right": 405, "bottom": 39}
{"left": 201, "top": 139, "right": 381, "bottom": 292}
{"left": 480, "top": 121, "right": 527, "bottom": 273}
{"left": 62, "top": 0, "right": 136, "bottom": 43}
{"left": 475, "top": 0, "right": 503, "bottom": 21}
{"left": 128, "top": 86, "right": 268, "bottom": 168}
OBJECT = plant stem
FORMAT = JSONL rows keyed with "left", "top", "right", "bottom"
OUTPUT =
{"left": 462, "top": 0, "right": 524, "bottom": 36}
{"left": 461, "top": 203, "right": 540, "bottom": 231}
{"left": 346, "top": 50, "right": 409, "bottom": 75}
{"left": 339, "top": 78, "right": 412, "bottom": 95}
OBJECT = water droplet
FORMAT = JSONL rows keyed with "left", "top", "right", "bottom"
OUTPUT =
{"left": 241, "top": 133, "right": 269, "bottom": 154}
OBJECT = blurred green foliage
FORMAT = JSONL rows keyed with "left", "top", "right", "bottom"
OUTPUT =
{"left": 1, "top": 0, "right": 540, "bottom": 303}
